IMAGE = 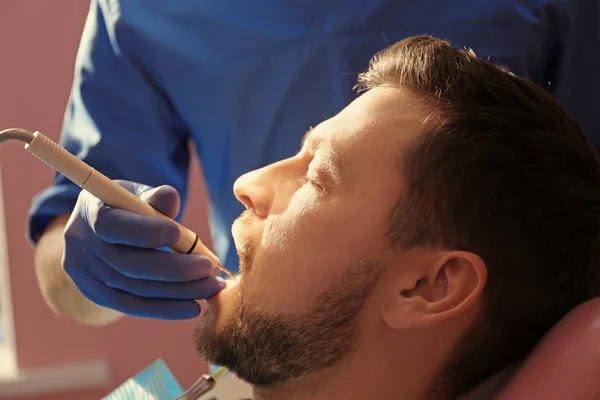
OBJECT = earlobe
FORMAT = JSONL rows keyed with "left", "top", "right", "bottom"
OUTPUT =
{"left": 382, "top": 251, "right": 487, "bottom": 329}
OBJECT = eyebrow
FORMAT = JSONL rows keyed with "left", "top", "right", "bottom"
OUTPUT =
{"left": 300, "top": 128, "right": 346, "bottom": 180}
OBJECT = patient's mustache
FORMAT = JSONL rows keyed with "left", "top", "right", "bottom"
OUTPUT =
{"left": 236, "top": 210, "right": 256, "bottom": 229}
{"left": 235, "top": 210, "right": 257, "bottom": 273}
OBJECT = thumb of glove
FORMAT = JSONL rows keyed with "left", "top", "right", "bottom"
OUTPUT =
{"left": 140, "top": 185, "right": 181, "bottom": 219}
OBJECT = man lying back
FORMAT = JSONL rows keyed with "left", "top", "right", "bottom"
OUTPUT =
{"left": 194, "top": 35, "right": 600, "bottom": 400}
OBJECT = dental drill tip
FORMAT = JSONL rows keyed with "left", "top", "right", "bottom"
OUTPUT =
{"left": 0, "top": 128, "right": 35, "bottom": 145}
{"left": 216, "top": 263, "right": 236, "bottom": 279}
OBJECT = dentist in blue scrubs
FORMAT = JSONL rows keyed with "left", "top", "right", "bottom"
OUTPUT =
{"left": 30, "top": 0, "right": 599, "bottom": 325}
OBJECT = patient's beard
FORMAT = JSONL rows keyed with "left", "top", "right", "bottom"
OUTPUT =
{"left": 194, "top": 255, "right": 383, "bottom": 387}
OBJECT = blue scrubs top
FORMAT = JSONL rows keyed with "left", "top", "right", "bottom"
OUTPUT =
{"left": 28, "top": 0, "right": 600, "bottom": 272}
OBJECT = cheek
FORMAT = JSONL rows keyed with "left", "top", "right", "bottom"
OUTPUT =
{"left": 249, "top": 203, "right": 335, "bottom": 312}
{"left": 260, "top": 189, "right": 317, "bottom": 257}
{"left": 246, "top": 197, "right": 386, "bottom": 313}
{"left": 262, "top": 195, "right": 380, "bottom": 264}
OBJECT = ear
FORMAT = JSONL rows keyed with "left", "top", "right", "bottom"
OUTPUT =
{"left": 382, "top": 251, "right": 487, "bottom": 329}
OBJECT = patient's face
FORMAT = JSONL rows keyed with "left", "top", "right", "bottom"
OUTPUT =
{"left": 195, "top": 87, "right": 426, "bottom": 384}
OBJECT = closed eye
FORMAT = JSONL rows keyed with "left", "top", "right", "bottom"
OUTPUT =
{"left": 302, "top": 175, "right": 326, "bottom": 192}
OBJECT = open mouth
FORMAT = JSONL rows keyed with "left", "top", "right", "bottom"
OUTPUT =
{"left": 206, "top": 274, "right": 241, "bottom": 304}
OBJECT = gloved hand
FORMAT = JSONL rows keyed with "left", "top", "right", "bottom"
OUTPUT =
{"left": 62, "top": 180, "right": 225, "bottom": 320}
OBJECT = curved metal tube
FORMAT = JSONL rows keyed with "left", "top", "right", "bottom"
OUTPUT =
{"left": 0, "top": 128, "right": 35, "bottom": 145}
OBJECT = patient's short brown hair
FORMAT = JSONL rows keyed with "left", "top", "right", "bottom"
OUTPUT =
{"left": 358, "top": 36, "right": 600, "bottom": 398}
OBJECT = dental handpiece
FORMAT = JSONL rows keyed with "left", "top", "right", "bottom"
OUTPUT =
{"left": 0, "top": 128, "right": 234, "bottom": 278}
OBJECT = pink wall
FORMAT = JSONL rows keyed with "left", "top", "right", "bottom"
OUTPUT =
{"left": 0, "top": 2, "right": 213, "bottom": 398}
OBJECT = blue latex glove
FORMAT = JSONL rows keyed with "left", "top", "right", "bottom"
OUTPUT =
{"left": 62, "top": 180, "right": 225, "bottom": 320}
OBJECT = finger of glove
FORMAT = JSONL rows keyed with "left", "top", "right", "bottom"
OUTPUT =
{"left": 66, "top": 267, "right": 201, "bottom": 319}
{"left": 112, "top": 180, "right": 180, "bottom": 218}
{"left": 86, "top": 251, "right": 224, "bottom": 300}
{"left": 89, "top": 205, "right": 180, "bottom": 248}
{"left": 112, "top": 179, "right": 153, "bottom": 195}
{"left": 87, "top": 242, "right": 214, "bottom": 282}
{"left": 139, "top": 185, "right": 181, "bottom": 219}
{"left": 109, "top": 274, "right": 224, "bottom": 300}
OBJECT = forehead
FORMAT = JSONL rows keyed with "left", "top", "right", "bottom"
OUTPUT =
{"left": 309, "top": 87, "right": 427, "bottom": 161}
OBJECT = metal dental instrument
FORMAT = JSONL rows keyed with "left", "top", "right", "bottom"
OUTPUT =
{"left": 175, "top": 365, "right": 229, "bottom": 400}
{"left": 0, "top": 128, "right": 235, "bottom": 279}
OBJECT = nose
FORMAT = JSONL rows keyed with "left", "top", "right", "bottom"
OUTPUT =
{"left": 233, "top": 167, "right": 274, "bottom": 219}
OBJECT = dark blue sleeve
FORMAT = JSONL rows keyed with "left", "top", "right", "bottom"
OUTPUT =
{"left": 28, "top": 0, "right": 191, "bottom": 243}
{"left": 546, "top": 0, "right": 600, "bottom": 148}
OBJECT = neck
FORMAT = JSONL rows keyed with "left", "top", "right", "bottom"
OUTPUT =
{"left": 251, "top": 327, "right": 454, "bottom": 400}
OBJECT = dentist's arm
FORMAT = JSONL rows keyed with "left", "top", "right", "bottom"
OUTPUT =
{"left": 545, "top": 0, "right": 600, "bottom": 148}
{"left": 35, "top": 214, "right": 119, "bottom": 326}
{"left": 31, "top": 0, "right": 222, "bottom": 325}
{"left": 34, "top": 182, "right": 224, "bottom": 326}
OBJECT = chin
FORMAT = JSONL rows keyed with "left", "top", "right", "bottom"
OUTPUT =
{"left": 194, "top": 274, "right": 244, "bottom": 365}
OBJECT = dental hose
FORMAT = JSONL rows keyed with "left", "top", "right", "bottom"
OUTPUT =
{"left": 0, "top": 128, "right": 235, "bottom": 279}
